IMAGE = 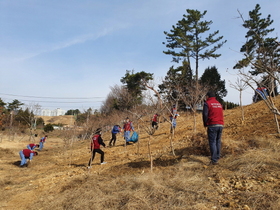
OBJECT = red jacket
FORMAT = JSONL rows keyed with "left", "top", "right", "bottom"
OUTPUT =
{"left": 203, "top": 97, "right": 224, "bottom": 126}
{"left": 169, "top": 107, "right": 178, "bottom": 118}
{"left": 123, "top": 121, "right": 134, "bottom": 131}
{"left": 152, "top": 114, "right": 158, "bottom": 122}
{"left": 22, "top": 149, "right": 36, "bottom": 158}
{"left": 91, "top": 134, "right": 105, "bottom": 150}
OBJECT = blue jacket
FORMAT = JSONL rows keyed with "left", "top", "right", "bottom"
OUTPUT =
{"left": 112, "top": 125, "right": 121, "bottom": 134}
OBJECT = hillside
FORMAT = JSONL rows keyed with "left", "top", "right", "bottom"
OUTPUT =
{"left": 1, "top": 97, "right": 280, "bottom": 210}
{"left": 39, "top": 115, "right": 75, "bottom": 126}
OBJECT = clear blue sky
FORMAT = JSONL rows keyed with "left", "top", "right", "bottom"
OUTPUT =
{"left": 1, "top": 0, "right": 279, "bottom": 112}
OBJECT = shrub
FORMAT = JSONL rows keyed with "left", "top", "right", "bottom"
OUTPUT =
{"left": 44, "top": 123, "right": 54, "bottom": 133}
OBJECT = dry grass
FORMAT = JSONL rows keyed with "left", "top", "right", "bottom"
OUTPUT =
{"left": 1, "top": 98, "right": 280, "bottom": 209}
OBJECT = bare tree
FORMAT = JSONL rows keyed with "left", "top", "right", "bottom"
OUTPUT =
{"left": 142, "top": 80, "right": 178, "bottom": 155}
{"left": 16, "top": 103, "right": 42, "bottom": 142}
{"left": 176, "top": 83, "right": 207, "bottom": 133}
{"left": 236, "top": 69, "right": 280, "bottom": 133}
{"left": 229, "top": 77, "right": 249, "bottom": 122}
{"left": 100, "top": 85, "right": 136, "bottom": 114}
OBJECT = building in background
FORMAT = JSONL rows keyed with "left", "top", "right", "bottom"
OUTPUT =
{"left": 41, "top": 108, "right": 66, "bottom": 116}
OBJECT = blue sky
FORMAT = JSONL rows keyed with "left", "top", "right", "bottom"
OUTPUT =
{"left": 0, "top": 0, "right": 279, "bottom": 112}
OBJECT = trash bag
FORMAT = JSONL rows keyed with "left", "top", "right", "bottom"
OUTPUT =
{"left": 128, "top": 132, "right": 139, "bottom": 143}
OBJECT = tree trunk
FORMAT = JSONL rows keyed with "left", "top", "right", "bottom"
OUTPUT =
{"left": 240, "top": 91, "right": 245, "bottom": 122}
{"left": 192, "top": 109, "right": 197, "bottom": 133}
{"left": 170, "top": 127, "right": 175, "bottom": 156}
{"left": 148, "top": 136, "right": 153, "bottom": 172}
{"left": 273, "top": 113, "right": 280, "bottom": 134}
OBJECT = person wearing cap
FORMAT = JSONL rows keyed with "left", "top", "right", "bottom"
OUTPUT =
{"left": 109, "top": 125, "right": 122, "bottom": 146}
{"left": 19, "top": 149, "right": 38, "bottom": 167}
{"left": 88, "top": 129, "right": 107, "bottom": 168}
{"left": 169, "top": 105, "right": 178, "bottom": 133}
{"left": 38, "top": 135, "right": 48, "bottom": 151}
{"left": 123, "top": 117, "right": 134, "bottom": 145}
{"left": 27, "top": 143, "right": 39, "bottom": 150}
{"left": 152, "top": 113, "right": 159, "bottom": 130}
{"left": 202, "top": 91, "right": 224, "bottom": 165}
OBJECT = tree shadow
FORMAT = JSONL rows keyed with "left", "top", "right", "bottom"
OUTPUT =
{"left": 175, "top": 145, "right": 210, "bottom": 157}
{"left": 152, "top": 132, "right": 167, "bottom": 137}
{"left": 70, "top": 163, "right": 87, "bottom": 167}
{"left": 126, "top": 155, "right": 182, "bottom": 169}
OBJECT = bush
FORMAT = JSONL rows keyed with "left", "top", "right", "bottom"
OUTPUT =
{"left": 44, "top": 123, "right": 54, "bottom": 133}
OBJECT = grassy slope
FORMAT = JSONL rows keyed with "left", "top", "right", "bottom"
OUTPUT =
{"left": 1, "top": 98, "right": 280, "bottom": 209}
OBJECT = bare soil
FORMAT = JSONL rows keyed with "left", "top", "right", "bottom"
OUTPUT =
{"left": 1, "top": 97, "right": 280, "bottom": 210}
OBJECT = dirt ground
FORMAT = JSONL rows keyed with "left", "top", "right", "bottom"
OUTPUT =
{"left": 1, "top": 97, "right": 280, "bottom": 210}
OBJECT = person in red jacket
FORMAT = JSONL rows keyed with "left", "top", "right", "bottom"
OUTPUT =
{"left": 27, "top": 143, "right": 39, "bottom": 150}
{"left": 19, "top": 149, "right": 38, "bottom": 167}
{"left": 88, "top": 128, "right": 106, "bottom": 168}
{"left": 151, "top": 113, "right": 159, "bottom": 130}
{"left": 38, "top": 135, "right": 48, "bottom": 151}
{"left": 203, "top": 91, "right": 224, "bottom": 165}
{"left": 123, "top": 117, "right": 134, "bottom": 145}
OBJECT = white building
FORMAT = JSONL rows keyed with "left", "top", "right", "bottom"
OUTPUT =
{"left": 41, "top": 108, "right": 66, "bottom": 116}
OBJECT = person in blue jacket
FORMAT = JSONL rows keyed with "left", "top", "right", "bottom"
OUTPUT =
{"left": 109, "top": 125, "right": 121, "bottom": 146}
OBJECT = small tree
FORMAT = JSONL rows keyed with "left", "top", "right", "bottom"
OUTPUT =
{"left": 120, "top": 70, "right": 153, "bottom": 106}
{"left": 44, "top": 123, "right": 54, "bottom": 133}
{"left": 65, "top": 109, "right": 80, "bottom": 115}
{"left": 100, "top": 85, "right": 135, "bottom": 113}
{"left": 229, "top": 77, "right": 249, "bottom": 122}
{"left": 200, "top": 66, "right": 227, "bottom": 103}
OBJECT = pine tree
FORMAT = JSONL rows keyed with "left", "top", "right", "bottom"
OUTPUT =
{"left": 200, "top": 66, "right": 227, "bottom": 102}
{"left": 234, "top": 4, "right": 279, "bottom": 96}
{"left": 163, "top": 9, "right": 226, "bottom": 87}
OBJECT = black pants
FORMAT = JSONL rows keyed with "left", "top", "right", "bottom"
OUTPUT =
{"left": 152, "top": 121, "right": 158, "bottom": 129}
{"left": 109, "top": 133, "right": 117, "bottom": 145}
{"left": 88, "top": 149, "right": 104, "bottom": 166}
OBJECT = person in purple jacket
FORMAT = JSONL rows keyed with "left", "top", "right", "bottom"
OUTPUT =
{"left": 19, "top": 149, "right": 38, "bottom": 167}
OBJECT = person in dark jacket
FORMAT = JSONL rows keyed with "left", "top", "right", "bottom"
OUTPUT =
{"left": 109, "top": 125, "right": 121, "bottom": 146}
{"left": 19, "top": 149, "right": 38, "bottom": 167}
{"left": 88, "top": 129, "right": 106, "bottom": 168}
{"left": 203, "top": 91, "right": 224, "bottom": 165}
{"left": 27, "top": 143, "right": 39, "bottom": 150}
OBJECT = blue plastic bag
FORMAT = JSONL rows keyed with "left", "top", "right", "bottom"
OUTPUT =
{"left": 129, "top": 132, "right": 139, "bottom": 143}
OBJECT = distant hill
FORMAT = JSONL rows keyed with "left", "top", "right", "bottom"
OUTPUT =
{"left": 38, "top": 115, "right": 75, "bottom": 126}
